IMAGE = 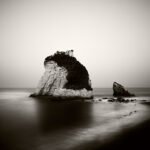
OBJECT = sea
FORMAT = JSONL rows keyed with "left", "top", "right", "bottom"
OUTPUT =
{"left": 0, "top": 88, "right": 150, "bottom": 150}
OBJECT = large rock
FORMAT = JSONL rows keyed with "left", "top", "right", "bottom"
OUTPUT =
{"left": 31, "top": 50, "right": 93, "bottom": 99}
{"left": 113, "top": 82, "right": 135, "bottom": 97}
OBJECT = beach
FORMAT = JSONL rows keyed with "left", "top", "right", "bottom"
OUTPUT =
{"left": 0, "top": 88, "right": 150, "bottom": 150}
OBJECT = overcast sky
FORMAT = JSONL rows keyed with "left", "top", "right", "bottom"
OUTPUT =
{"left": 0, "top": 0, "right": 150, "bottom": 88}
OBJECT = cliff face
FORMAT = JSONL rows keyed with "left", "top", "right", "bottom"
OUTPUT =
{"left": 35, "top": 61, "right": 68, "bottom": 95}
{"left": 33, "top": 51, "right": 93, "bottom": 99}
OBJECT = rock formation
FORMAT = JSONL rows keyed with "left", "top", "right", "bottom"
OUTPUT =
{"left": 113, "top": 82, "right": 135, "bottom": 97}
{"left": 31, "top": 50, "right": 93, "bottom": 99}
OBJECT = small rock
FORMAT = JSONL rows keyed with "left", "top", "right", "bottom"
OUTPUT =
{"left": 102, "top": 97, "right": 109, "bottom": 99}
{"left": 131, "top": 99, "right": 136, "bottom": 102}
{"left": 113, "top": 82, "right": 135, "bottom": 97}
{"left": 108, "top": 98, "right": 115, "bottom": 102}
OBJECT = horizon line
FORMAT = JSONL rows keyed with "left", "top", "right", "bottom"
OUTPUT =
{"left": 0, "top": 87, "right": 150, "bottom": 89}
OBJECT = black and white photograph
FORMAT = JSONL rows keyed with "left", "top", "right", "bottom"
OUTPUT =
{"left": 0, "top": 0, "right": 150, "bottom": 150}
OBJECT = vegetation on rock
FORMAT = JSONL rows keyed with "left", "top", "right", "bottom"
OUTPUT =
{"left": 44, "top": 51, "right": 92, "bottom": 90}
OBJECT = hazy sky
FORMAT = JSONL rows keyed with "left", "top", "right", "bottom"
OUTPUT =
{"left": 0, "top": 0, "right": 150, "bottom": 88}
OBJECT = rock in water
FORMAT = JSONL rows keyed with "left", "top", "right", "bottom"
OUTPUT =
{"left": 31, "top": 50, "right": 93, "bottom": 99}
{"left": 113, "top": 82, "right": 135, "bottom": 97}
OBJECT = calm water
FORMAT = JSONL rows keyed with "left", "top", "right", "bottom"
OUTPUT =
{"left": 93, "top": 87, "right": 150, "bottom": 97}
{"left": 0, "top": 88, "right": 150, "bottom": 150}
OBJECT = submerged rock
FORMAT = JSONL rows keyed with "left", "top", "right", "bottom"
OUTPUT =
{"left": 31, "top": 50, "right": 93, "bottom": 99}
{"left": 107, "top": 97, "right": 136, "bottom": 103}
{"left": 113, "top": 82, "right": 135, "bottom": 97}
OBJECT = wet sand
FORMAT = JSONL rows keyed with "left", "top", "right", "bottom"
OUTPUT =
{"left": 70, "top": 113, "right": 150, "bottom": 150}
{"left": 1, "top": 118, "right": 150, "bottom": 150}
{"left": 68, "top": 102, "right": 150, "bottom": 150}
{"left": 96, "top": 118, "right": 150, "bottom": 150}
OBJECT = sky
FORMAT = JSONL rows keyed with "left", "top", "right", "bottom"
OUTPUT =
{"left": 0, "top": 0, "right": 150, "bottom": 88}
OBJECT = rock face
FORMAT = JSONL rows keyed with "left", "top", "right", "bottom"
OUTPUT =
{"left": 35, "top": 61, "right": 68, "bottom": 95}
{"left": 113, "top": 82, "right": 135, "bottom": 97}
{"left": 32, "top": 51, "right": 93, "bottom": 99}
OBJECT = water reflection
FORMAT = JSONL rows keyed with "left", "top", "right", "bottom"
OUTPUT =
{"left": 35, "top": 99, "right": 93, "bottom": 133}
{"left": 1, "top": 92, "right": 150, "bottom": 150}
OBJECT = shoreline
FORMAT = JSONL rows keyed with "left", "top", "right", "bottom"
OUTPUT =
{"left": 71, "top": 119, "right": 150, "bottom": 150}
{"left": 0, "top": 89, "right": 150, "bottom": 150}
{"left": 69, "top": 102, "right": 150, "bottom": 150}
{"left": 95, "top": 118, "right": 150, "bottom": 150}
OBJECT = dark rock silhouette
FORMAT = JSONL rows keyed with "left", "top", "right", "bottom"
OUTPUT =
{"left": 108, "top": 97, "right": 136, "bottom": 103}
{"left": 31, "top": 50, "right": 93, "bottom": 99}
{"left": 113, "top": 82, "right": 135, "bottom": 97}
{"left": 44, "top": 50, "right": 92, "bottom": 90}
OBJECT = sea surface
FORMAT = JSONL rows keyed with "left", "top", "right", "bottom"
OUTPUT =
{"left": 0, "top": 88, "right": 150, "bottom": 150}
